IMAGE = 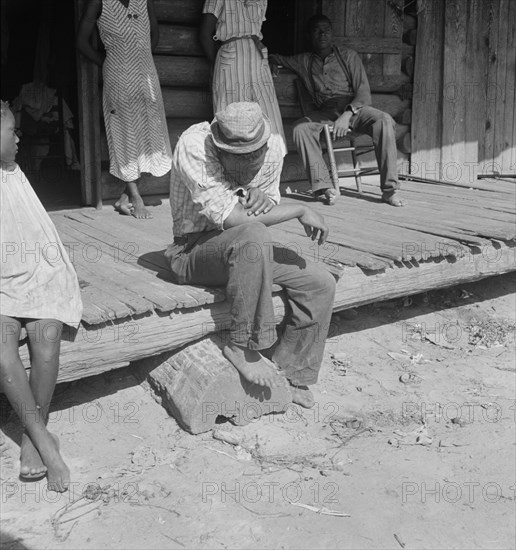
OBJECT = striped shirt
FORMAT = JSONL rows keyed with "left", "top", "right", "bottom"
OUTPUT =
{"left": 170, "top": 122, "right": 284, "bottom": 236}
{"left": 203, "top": 0, "right": 267, "bottom": 41}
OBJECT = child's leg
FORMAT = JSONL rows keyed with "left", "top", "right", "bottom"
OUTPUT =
{"left": 20, "top": 319, "right": 62, "bottom": 479}
{"left": 24, "top": 318, "right": 70, "bottom": 491}
{"left": 0, "top": 315, "right": 69, "bottom": 492}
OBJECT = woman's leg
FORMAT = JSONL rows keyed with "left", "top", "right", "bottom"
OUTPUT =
{"left": 114, "top": 179, "right": 152, "bottom": 219}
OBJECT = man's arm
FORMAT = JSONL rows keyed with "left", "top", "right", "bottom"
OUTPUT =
{"left": 224, "top": 202, "right": 329, "bottom": 245}
{"left": 345, "top": 49, "right": 372, "bottom": 112}
{"left": 269, "top": 53, "right": 307, "bottom": 77}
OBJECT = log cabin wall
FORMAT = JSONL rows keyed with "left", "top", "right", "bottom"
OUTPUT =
{"left": 411, "top": 0, "right": 516, "bottom": 185}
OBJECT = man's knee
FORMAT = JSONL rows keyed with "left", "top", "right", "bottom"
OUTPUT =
{"left": 232, "top": 222, "right": 271, "bottom": 263}
{"left": 293, "top": 118, "right": 313, "bottom": 142}
{"left": 306, "top": 265, "right": 336, "bottom": 299}
{"left": 376, "top": 111, "right": 396, "bottom": 130}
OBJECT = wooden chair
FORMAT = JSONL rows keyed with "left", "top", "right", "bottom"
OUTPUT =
{"left": 295, "top": 79, "right": 377, "bottom": 195}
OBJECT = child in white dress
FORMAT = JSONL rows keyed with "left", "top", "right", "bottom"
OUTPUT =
{"left": 0, "top": 100, "right": 83, "bottom": 492}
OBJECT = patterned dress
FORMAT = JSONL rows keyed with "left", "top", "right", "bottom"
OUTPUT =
{"left": 97, "top": 0, "right": 172, "bottom": 182}
{"left": 203, "top": 0, "right": 286, "bottom": 153}
{"left": 0, "top": 164, "right": 83, "bottom": 327}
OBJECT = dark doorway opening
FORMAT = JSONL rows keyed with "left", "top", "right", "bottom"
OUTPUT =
{"left": 1, "top": 0, "right": 82, "bottom": 210}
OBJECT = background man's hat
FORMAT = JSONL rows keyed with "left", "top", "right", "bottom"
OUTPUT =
{"left": 211, "top": 102, "right": 271, "bottom": 154}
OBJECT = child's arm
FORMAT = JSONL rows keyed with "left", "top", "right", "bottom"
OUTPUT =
{"left": 76, "top": 0, "right": 104, "bottom": 67}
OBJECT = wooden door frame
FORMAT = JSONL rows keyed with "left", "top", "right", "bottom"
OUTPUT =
{"left": 74, "top": 0, "right": 102, "bottom": 208}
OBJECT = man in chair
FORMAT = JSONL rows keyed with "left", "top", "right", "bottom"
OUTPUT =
{"left": 270, "top": 14, "right": 404, "bottom": 207}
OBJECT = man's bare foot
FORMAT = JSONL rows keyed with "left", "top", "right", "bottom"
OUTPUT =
{"left": 114, "top": 193, "right": 133, "bottom": 216}
{"left": 223, "top": 343, "right": 280, "bottom": 388}
{"left": 289, "top": 384, "right": 315, "bottom": 409}
{"left": 382, "top": 192, "right": 405, "bottom": 207}
{"left": 130, "top": 196, "right": 153, "bottom": 219}
{"left": 40, "top": 433, "right": 70, "bottom": 493}
{"left": 20, "top": 432, "right": 46, "bottom": 479}
{"left": 315, "top": 188, "right": 338, "bottom": 206}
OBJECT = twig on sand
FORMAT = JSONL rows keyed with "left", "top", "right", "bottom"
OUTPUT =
{"left": 205, "top": 446, "right": 240, "bottom": 461}
{"left": 394, "top": 533, "right": 406, "bottom": 548}
{"left": 160, "top": 532, "right": 186, "bottom": 547}
{"left": 287, "top": 500, "right": 350, "bottom": 517}
{"left": 238, "top": 501, "right": 293, "bottom": 518}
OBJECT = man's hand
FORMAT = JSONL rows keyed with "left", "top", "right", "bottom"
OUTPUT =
{"left": 268, "top": 54, "right": 280, "bottom": 77}
{"left": 332, "top": 111, "right": 353, "bottom": 140}
{"left": 298, "top": 207, "right": 329, "bottom": 245}
{"left": 240, "top": 188, "right": 275, "bottom": 216}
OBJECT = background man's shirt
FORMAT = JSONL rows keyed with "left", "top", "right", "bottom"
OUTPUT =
{"left": 273, "top": 46, "right": 371, "bottom": 112}
{"left": 170, "top": 122, "right": 284, "bottom": 236}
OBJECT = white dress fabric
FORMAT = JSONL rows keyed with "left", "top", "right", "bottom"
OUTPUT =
{"left": 97, "top": 0, "right": 172, "bottom": 182}
{"left": 0, "top": 164, "right": 83, "bottom": 327}
{"left": 203, "top": 0, "right": 287, "bottom": 153}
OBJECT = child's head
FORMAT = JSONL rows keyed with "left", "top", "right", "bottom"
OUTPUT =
{"left": 1, "top": 100, "right": 19, "bottom": 163}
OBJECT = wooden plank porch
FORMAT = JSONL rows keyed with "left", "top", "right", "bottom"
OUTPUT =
{"left": 20, "top": 177, "right": 516, "bottom": 382}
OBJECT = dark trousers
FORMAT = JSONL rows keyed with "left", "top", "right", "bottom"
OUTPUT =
{"left": 165, "top": 223, "right": 336, "bottom": 386}
{"left": 293, "top": 105, "right": 400, "bottom": 196}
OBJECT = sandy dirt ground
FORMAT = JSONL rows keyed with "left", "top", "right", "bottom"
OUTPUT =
{"left": 1, "top": 272, "right": 515, "bottom": 550}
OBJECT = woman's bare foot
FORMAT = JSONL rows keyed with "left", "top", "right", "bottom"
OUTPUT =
{"left": 39, "top": 433, "right": 70, "bottom": 493}
{"left": 130, "top": 196, "right": 153, "bottom": 219}
{"left": 20, "top": 432, "right": 46, "bottom": 479}
{"left": 382, "top": 192, "right": 405, "bottom": 207}
{"left": 289, "top": 384, "right": 315, "bottom": 409}
{"left": 223, "top": 343, "right": 280, "bottom": 388}
{"left": 114, "top": 193, "right": 133, "bottom": 216}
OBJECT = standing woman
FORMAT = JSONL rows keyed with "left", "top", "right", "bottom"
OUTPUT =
{"left": 77, "top": 0, "right": 172, "bottom": 219}
{"left": 200, "top": 0, "right": 286, "bottom": 153}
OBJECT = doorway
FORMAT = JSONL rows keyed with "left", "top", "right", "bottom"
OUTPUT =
{"left": 1, "top": 0, "right": 82, "bottom": 210}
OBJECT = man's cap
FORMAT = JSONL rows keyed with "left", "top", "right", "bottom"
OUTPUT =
{"left": 211, "top": 102, "right": 271, "bottom": 154}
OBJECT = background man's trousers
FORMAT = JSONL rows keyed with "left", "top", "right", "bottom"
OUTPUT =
{"left": 165, "top": 222, "right": 336, "bottom": 386}
{"left": 293, "top": 105, "right": 400, "bottom": 197}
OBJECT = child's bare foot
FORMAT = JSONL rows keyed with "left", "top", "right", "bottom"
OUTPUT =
{"left": 20, "top": 432, "right": 46, "bottom": 479}
{"left": 131, "top": 196, "right": 153, "bottom": 219}
{"left": 289, "top": 384, "right": 315, "bottom": 409}
{"left": 114, "top": 193, "right": 133, "bottom": 216}
{"left": 40, "top": 433, "right": 70, "bottom": 493}
{"left": 223, "top": 343, "right": 280, "bottom": 388}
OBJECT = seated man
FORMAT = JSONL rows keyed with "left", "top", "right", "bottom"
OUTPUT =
{"left": 270, "top": 14, "right": 404, "bottom": 207}
{"left": 166, "top": 102, "right": 336, "bottom": 409}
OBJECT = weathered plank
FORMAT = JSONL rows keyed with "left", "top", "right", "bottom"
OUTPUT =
{"left": 76, "top": 0, "right": 102, "bottom": 207}
{"left": 480, "top": 0, "right": 501, "bottom": 174}
{"left": 441, "top": 0, "right": 471, "bottom": 185}
{"left": 154, "top": 0, "right": 204, "bottom": 25}
{"left": 155, "top": 24, "right": 204, "bottom": 56}
{"left": 383, "top": 0, "right": 403, "bottom": 75}
{"left": 411, "top": 0, "right": 445, "bottom": 180}
{"left": 18, "top": 242, "right": 516, "bottom": 383}
{"left": 494, "top": 0, "right": 515, "bottom": 173}
{"left": 154, "top": 55, "right": 210, "bottom": 88}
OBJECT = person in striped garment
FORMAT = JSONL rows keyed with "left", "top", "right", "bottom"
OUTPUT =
{"left": 199, "top": 0, "right": 287, "bottom": 154}
{"left": 77, "top": 0, "right": 172, "bottom": 219}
